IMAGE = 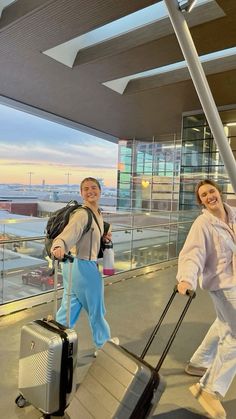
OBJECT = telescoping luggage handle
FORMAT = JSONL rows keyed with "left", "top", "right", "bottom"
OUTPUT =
{"left": 52, "top": 253, "right": 74, "bottom": 328}
{"left": 140, "top": 285, "right": 196, "bottom": 372}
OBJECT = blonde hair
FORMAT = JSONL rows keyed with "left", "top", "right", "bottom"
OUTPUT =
{"left": 195, "top": 179, "right": 222, "bottom": 205}
{"left": 80, "top": 177, "right": 101, "bottom": 192}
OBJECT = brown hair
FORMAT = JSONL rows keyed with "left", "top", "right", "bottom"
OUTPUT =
{"left": 195, "top": 179, "right": 222, "bottom": 205}
{"left": 80, "top": 177, "right": 101, "bottom": 192}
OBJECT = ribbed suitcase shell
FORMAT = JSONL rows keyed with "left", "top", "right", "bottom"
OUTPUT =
{"left": 66, "top": 341, "right": 165, "bottom": 419}
{"left": 18, "top": 320, "right": 77, "bottom": 415}
{"left": 67, "top": 287, "right": 195, "bottom": 419}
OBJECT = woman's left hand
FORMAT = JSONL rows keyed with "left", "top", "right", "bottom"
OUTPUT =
{"left": 103, "top": 231, "right": 112, "bottom": 243}
{"left": 177, "top": 281, "right": 192, "bottom": 295}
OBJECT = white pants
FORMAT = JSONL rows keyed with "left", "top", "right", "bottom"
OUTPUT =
{"left": 190, "top": 319, "right": 219, "bottom": 368}
{"left": 191, "top": 287, "right": 236, "bottom": 397}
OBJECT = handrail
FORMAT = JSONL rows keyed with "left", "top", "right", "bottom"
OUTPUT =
{"left": 0, "top": 236, "right": 45, "bottom": 245}
{"left": 109, "top": 219, "right": 195, "bottom": 231}
{"left": 0, "top": 213, "right": 197, "bottom": 314}
{"left": 0, "top": 219, "right": 194, "bottom": 245}
{"left": 0, "top": 208, "right": 200, "bottom": 224}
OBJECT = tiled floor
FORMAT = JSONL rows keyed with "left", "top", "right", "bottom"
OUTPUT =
{"left": 1, "top": 261, "right": 236, "bottom": 418}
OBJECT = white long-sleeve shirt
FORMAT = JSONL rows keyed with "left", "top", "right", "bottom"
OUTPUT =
{"left": 51, "top": 207, "right": 104, "bottom": 261}
{"left": 176, "top": 203, "right": 236, "bottom": 291}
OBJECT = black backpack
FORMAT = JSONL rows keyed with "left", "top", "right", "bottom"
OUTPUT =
{"left": 44, "top": 200, "right": 110, "bottom": 259}
{"left": 96, "top": 220, "right": 110, "bottom": 259}
{"left": 44, "top": 200, "right": 92, "bottom": 258}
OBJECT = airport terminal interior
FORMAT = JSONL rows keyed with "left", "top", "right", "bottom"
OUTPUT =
{"left": 2, "top": 262, "right": 236, "bottom": 419}
{"left": 0, "top": 0, "right": 236, "bottom": 418}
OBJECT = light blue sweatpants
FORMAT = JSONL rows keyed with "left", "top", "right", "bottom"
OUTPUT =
{"left": 56, "top": 259, "right": 111, "bottom": 348}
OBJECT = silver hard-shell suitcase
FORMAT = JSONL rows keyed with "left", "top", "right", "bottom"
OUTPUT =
{"left": 67, "top": 286, "right": 195, "bottom": 419}
{"left": 16, "top": 255, "right": 78, "bottom": 418}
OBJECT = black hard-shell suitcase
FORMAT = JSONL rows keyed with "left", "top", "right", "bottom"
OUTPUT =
{"left": 67, "top": 286, "right": 195, "bottom": 419}
{"left": 15, "top": 255, "right": 78, "bottom": 419}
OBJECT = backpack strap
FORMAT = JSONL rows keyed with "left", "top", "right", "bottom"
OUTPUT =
{"left": 103, "top": 221, "right": 110, "bottom": 235}
{"left": 90, "top": 211, "right": 110, "bottom": 238}
{"left": 91, "top": 212, "right": 101, "bottom": 236}
{"left": 80, "top": 206, "right": 93, "bottom": 235}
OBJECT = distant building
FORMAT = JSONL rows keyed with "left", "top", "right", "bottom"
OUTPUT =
{"left": 0, "top": 201, "right": 38, "bottom": 216}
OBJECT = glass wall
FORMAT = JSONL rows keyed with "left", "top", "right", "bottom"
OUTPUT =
{"left": 0, "top": 211, "right": 198, "bottom": 313}
{"left": 117, "top": 135, "right": 181, "bottom": 211}
{"left": 117, "top": 139, "right": 133, "bottom": 209}
{"left": 180, "top": 109, "right": 236, "bottom": 209}
{"left": 117, "top": 109, "right": 236, "bottom": 212}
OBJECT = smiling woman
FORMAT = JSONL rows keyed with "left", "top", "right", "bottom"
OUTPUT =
{"left": 0, "top": 103, "right": 118, "bottom": 187}
{"left": 176, "top": 178, "right": 236, "bottom": 419}
{"left": 195, "top": 179, "right": 225, "bottom": 215}
{"left": 51, "top": 176, "right": 118, "bottom": 353}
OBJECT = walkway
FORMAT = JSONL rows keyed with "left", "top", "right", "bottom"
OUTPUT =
{"left": 1, "top": 261, "right": 235, "bottom": 418}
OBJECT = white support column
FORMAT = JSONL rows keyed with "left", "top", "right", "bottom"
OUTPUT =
{"left": 164, "top": 0, "right": 236, "bottom": 193}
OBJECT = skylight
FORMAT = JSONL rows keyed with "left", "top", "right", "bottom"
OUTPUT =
{"left": 102, "top": 47, "right": 236, "bottom": 94}
{"left": 43, "top": 0, "right": 212, "bottom": 68}
{"left": 0, "top": 0, "right": 16, "bottom": 18}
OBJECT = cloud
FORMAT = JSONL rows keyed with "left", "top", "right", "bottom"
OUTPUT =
{"left": 0, "top": 142, "right": 117, "bottom": 169}
{"left": 0, "top": 103, "right": 118, "bottom": 171}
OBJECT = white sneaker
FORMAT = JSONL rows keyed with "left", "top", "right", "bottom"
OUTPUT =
{"left": 109, "top": 337, "right": 119, "bottom": 345}
{"left": 94, "top": 337, "right": 119, "bottom": 357}
{"left": 189, "top": 383, "right": 226, "bottom": 419}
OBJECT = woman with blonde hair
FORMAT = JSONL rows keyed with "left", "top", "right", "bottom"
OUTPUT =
{"left": 51, "top": 177, "right": 118, "bottom": 354}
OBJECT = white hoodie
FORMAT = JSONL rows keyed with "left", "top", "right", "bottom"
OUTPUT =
{"left": 177, "top": 203, "right": 236, "bottom": 291}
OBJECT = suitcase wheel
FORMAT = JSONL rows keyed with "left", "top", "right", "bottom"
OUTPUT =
{"left": 15, "top": 394, "right": 27, "bottom": 408}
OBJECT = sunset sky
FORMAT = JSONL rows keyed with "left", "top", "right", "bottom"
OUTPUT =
{"left": 0, "top": 103, "right": 118, "bottom": 187}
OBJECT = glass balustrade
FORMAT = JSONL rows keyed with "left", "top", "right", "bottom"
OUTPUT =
{"left": 0, "top": 210, "right": 199, "bottom": 312}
